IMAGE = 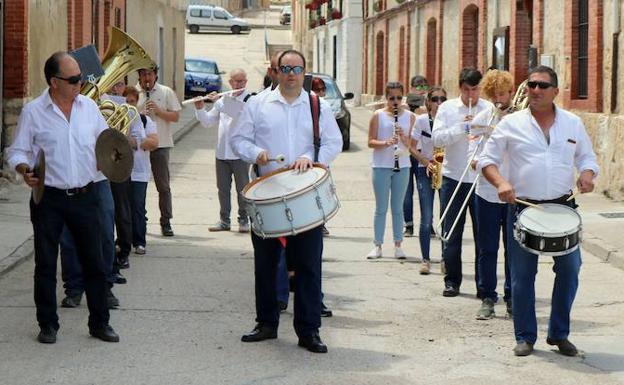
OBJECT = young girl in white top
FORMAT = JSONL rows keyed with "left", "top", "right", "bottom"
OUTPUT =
{"left": 366, "top": 82, "right": 416, "bottom": 259}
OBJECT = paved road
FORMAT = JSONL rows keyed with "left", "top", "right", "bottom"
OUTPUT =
{"left": 1, "top": 19, "right": 624, "bottom": 385}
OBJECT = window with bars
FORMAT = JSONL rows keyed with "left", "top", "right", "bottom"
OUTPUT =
{"left": 576, "top": 0, "right": 588, "bottom": 99}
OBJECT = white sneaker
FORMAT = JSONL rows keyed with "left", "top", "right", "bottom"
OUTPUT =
{"left": 366, "top": 245, "right": 382, "bottom": 259}
{"left": 394, "top": 247, "right": 406, "bottom": 260}
{"left": 134, "top": 245, "right": 146, "bottom": 255}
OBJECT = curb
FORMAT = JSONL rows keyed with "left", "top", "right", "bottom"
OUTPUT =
{"left": 581, "top": 237, "right": 624, "bottom": 270}
{"left": 0, "top": 118, "right": 201, "bottom": 277}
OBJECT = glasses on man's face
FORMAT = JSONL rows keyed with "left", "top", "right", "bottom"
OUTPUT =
{"left": 413, "top": 84, "right": 429, "bottom": 91}
{"left": 526, "top": 81, "right": 553, "bottom": 90}
{"left": 388, "top": 96, "right": 403, "bottom": 102}
{"left": 55, "top": 74, "right": 83, "bottom": 85}
{"left": 279, "top": 65, "right": 305, "bottom": 75}
{"left": 430, "top": 96, "right": 447, "bottom": 103}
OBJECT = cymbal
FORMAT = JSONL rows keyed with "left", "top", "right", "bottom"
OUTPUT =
{"left": 32, "top": 150, "right": 46, "bottom": 204}
{"left": 95, "top": 129, "right": 133, "bottom": 183}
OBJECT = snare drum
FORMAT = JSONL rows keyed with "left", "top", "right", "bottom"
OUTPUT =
{"left": 514, "top": 203, "right": 582, "bottom": 256}
{"left": 242, "top": 165, "right": 339, "bottom": 238}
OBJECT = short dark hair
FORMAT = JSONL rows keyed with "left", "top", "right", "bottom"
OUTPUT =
{"left": 458, "top": 68, "right": 483, "bottom": 87}
{"left": 122, "top": 86, "right": 140, "bottom": 100}
{"left": 528, "top": 65, "right": 558, "bottom": 87}
{"left": 44, "top": 51, "right": 70, "bottom": 86}
{"left": 277, "top": 49, "right": 306, "bottom": 69}
{"left": 410, "top": 75, "right": 428, "bottom": 87}
{"left": 385, "top": 81, "right": 404, "bottom": 96}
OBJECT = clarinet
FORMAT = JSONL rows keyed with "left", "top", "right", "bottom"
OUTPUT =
{"left": 392, "top": 104, "right": 400, "bottom": 172}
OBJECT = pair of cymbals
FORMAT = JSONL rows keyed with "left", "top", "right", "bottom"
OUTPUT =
{"left": 95, "top": 129, "right": 134, "bottom": 183}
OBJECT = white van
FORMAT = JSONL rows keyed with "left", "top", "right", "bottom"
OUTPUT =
{"left": 186, "top": 5, "right": 250, "bottom": 34}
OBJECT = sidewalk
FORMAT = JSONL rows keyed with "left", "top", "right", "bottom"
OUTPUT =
{"left": 349, "top": 106, "right": 624, "bottom": 271}
{"left": 0, "top": 105, "right": 200, "bottom": 276}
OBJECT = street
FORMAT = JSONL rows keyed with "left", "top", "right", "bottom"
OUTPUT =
{"left": 1, "top": 15, "right": 624, "bottom": 385}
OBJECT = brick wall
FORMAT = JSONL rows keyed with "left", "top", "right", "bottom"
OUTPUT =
{"left": 510, "top": 0, "right": 531, "bottom": 86}
{"left": 3, "top": 0, "right": 29, "bottom": 99}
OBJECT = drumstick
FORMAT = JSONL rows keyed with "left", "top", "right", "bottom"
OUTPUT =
{"left": 566, "top": 190, "right": 580, "bottom": 201}
{"left": 181, "top": 88, "right": 246, "bottom": 105}
{"left": 515, "top": 199, "right": 543, "bottom": 209}
{"left": 268, "top": 154, "right": 286, "bottom": 164}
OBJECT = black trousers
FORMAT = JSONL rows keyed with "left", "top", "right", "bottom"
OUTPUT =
{"left": 251, "top": 226, "right": 323, "bottom": 338}
{"left": 30, "top": 186, "right": 109, "bottom": 330}
{"left": 110, "top": 180, "right": 132, "bottom": 258}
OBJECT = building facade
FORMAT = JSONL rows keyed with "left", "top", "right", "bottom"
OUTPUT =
{"left": 360, "top": 0, "right": 624, "bottom": 199}
{"left": 292, "top": 0, "right": 363, "bottom": 104}
{"left": 0, "top": 0, "right": 185, "bottom": 173}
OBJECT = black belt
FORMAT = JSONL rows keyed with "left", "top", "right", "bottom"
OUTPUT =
{"left": 46, "top": 182, "right": 93, "bottom": 196}
{"left": 516, "top": 193, "right": 577, "bottom": 210}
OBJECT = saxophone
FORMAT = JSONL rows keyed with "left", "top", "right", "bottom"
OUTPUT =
{"left": 431, "top": 147, "right": 444, "bottom": 190}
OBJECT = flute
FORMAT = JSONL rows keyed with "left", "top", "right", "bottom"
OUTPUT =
{"left": 181, "top": 88, "right": 246, "bottom": 105}
{"left": 392, "top": 105, "right": 400, "bottom": 173}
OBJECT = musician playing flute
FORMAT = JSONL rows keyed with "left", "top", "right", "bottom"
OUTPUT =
{"left": 365, "top": 82, "right": 415, "bottom": 260}
{"left": 230, "top": 50, "right": 342, "bottom": 353}
{"left": 467, "top": 69, "right": 514, "bottom": 320}
{"left": 432, "top": 68, "right": 492, "bottom": 298}
{"left": 478, "top": 66, "right": 599, "bottom": 357}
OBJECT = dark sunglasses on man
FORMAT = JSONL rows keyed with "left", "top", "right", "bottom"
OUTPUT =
{"left": 55, "top": 74, "right": 83, "bottom": 85}
{"left": 279, "top": 65, "right": 305, "bottom": 75}
{"left": 526, "top": 80, "right": 553, "bottom": 90}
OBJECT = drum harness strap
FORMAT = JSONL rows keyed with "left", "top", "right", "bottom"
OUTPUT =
{"left": 309, "top": 93, "right": 328, "bottom": 224}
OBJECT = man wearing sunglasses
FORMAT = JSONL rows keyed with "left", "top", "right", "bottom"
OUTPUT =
{"left": 7, "top": 51, "right": 119, "bottom": 343}
{"left": 432, "top": 68, "right": 493, "bottom": 298}
{"left": 479, "top": 66, "right": 599, "bottom": 357}
{"left": 231, "top": 50, "right": 342, "bottom": 353}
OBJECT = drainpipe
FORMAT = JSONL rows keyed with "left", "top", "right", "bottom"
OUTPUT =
{"left": 611, "top": 0, "right": 620, "bottom": 113}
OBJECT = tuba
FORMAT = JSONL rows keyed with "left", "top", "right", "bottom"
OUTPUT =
{"left": 430, "top": 147, "right": 444, "bottom": 190}
{"left": 81, "top": 26, "right": 156, "bottom": 183}
{"left": 508, "top": 79, "right": 529, "bottom": 113}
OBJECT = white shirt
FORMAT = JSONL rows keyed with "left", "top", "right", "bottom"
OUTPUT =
{"left": 137, "top": 82, "right": 182, "bottom": 148}
{"left": 478, "top": 106, "right": 599, "bottom": 201}
{"left": 131, "top": 114, "right": 157, "bottom": 182}
{"left": 432, "top": 97, "right": 493, "bottom": 182}
{"left": 411, "top": 113, "right": 434, "bottom": 167}
{"left": 8, "top": 89, "right": 108, "bottom": 189}
{"left": 371, "top": 109, "right": 413, "bottom": 168}
{"left": 195, "top": 90, "right": 251, "bottom": 160}
{"left": 469, "top": 106, "right": 509, "bottom": 203}
{"left": 230, "top": 87, "right": 343, "bottom": 176}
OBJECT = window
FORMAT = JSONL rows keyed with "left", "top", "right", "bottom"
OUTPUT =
{"left": 213, "top": 10, "right": 228, "bottom": 19}
{"left": 492, "top": 26, "right": 509, "bottom": 70}
{"left": 190, "top": 9, "right": 201, "bottom": 17}
{"left": 201, "top": 9, "right": 212, "bottom": 18}
{"left": 576, "top": 0, "right": 588, "bottom": 99}
{"left": 185, "top": 59, "right": 218, "bottom": 74}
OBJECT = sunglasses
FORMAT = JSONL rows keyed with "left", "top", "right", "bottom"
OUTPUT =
{"left": 526, "top": 81, "right": 553, "bottom": 90}
{"left": 413, "top": 85, "right": 429, "bottom": 91}
{"left": 388, "top": 96, "right": 403, "bottom": 101}
{"left": 55, "top": 74, "right": 83, "bottom": 85}
{"left": 279, "top": 65, "right": 305, "bottom": 75}
{"left": 430, "top": 96, "right": 447, "bottom": 103}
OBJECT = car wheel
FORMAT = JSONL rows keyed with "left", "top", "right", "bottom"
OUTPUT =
{"left": 231, "top": 25, "right": 241, "bottom": 34}
{"left": 189, "top": 25, "right": 199, "bottom": 34}
{"left": 341, "top": 122, "right": 350, "bottom": 151}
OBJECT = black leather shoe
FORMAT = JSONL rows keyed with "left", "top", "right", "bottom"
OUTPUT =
{"left": 546, "top": 337, "right": 578, "bottom": 356}
{"left": 89, "top": 325, "right": 120, "bottom": 342}
{"left": 513, "top": 341, "right": 534, "bottom": 356}
{"left": 161, "top": 223, "right": 174, "bottom": 237}
{"left": 107, "top": 290, "right": 120, "bottom": 309}
{"left": 241, "top": 324, "right": 277, "bottom": 342}
{"left": 321, "top": 302, "right": 333, "bottom": 317}
{"left": 298, "top": 333, "right": 328, "bottom": 353}
{"left": 442, "top": 284, "right": 460, "bottom": 297}
{"left": 61, "top": 293, "right": 83, "bottom": 308}
{"left": 113, "top": 272, "right": 127, "bottom": 285}
{"left": 117, "top": 256, "right": 130, "bottom": 269}
{"left": 37, "top": 326, "right": 57, "bottom": 344}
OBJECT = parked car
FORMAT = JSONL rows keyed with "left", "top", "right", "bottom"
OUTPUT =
{"left": 186, "top": 4, "right": 250, "bottom": 34}
{"left": 184, "top": 57, "right": 224, "bottom": 99}
{"left": 280, "top": 6, "right": 291, "bottom": 25}
{"left": 309, "top": 73, "right": 354, "bottom": 151}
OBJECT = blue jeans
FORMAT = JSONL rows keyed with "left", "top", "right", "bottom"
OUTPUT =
{"left": 415, "top": 167, "right": 438, "bottom": 260}
{"left": 130, "top": 181, "right": 148, "bottom": 247}
{"left": 372, "top": 167, "right": 410, "bottom": 245}
{"left": 439, "top": 176, "right": 479, "bottom": 289}
{"left": 276, "top": 247, "right": 289, "bottom": 304}
{"left": 475, "top": 195, "right": 511, "bottom": 302}
{"left": 403, "top": 156, "right": 419, "bottom": 226}
{"left": 506, "top": 205, "right": 582, "bottom": 344}
{"left": 60, "top": 180, "right": 116, "bottom": 294}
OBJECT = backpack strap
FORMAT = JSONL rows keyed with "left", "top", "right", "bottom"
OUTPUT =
{"left": 139, "top": 113, "right": 147, "bottom": 128}
{"left": 243, "top": 92, "right": 256, "bottom": 103}
{"left": 309, "top": 93, "right": 321, "bottom": 163}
